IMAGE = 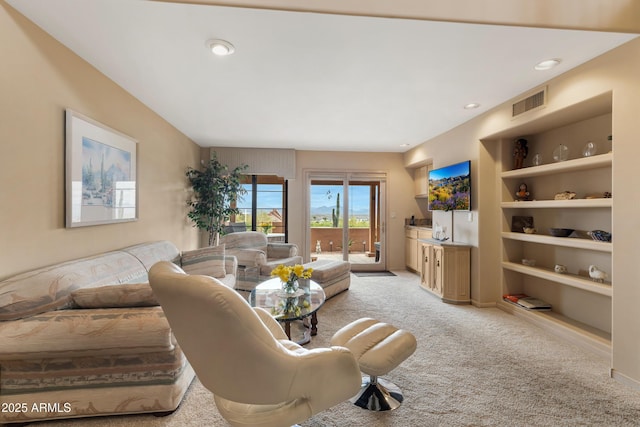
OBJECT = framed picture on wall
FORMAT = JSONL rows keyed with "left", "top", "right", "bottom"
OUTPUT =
{"left": 65, "top": 109, "right": 138, "bottom": 228}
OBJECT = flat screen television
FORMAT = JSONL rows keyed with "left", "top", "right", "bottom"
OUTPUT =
{"left": 428, "top": 160, "right": 471, "bottom": 211}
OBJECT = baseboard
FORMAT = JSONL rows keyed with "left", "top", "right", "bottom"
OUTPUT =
{"left": 496, "top": 300, "right": 611, "bottom": 360}
{"left": 471, "top": 300, "right": 496, "bottom": 308}
{"left": 611, "top": 369, "right": 640, "bottom": 391}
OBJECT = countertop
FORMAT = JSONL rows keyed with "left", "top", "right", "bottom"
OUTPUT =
{"left": 405, "top": 225, "right": 432, "bottom": 230}
{"left": 417, "top": 238, "right": 472, "bottom": 248}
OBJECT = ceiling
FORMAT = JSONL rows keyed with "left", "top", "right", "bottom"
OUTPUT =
{"left": 7, "top": 0, "right": 637, "bottom": 152}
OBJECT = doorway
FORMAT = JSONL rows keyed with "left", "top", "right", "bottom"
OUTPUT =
{"left": 306, "top": 172, "right": 386, "bottom": 271}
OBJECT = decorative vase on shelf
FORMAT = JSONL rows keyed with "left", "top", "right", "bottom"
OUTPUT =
{"left": 552, "top": 144, "right": 569, "bottom": 162}
{"left": 532, "top": 153, "right": 542, "bottom": 166}
{"left": 582, "top": 141, "right": 597, "bottom": 157}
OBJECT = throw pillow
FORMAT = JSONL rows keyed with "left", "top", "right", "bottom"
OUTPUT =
{"left": 181, "top": 245, "right": 226, "bottom": 278}
{"left": 70, "top": 283, "right": 158, "bottom": 308}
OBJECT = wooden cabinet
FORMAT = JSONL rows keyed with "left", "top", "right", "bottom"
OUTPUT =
{"left": 495, "top": 96, "right": 613, "bottom": 358}
{"left": 432, "top": 246, "right": 444, "bottom": 296}
{"left": 421, "top": 243, "right": 433, "bottom": 292}
{"left": 420, "top": 240, "right": 470, "bottom": 304}
{"left": 405, "top": 228, "right": 418, "bottom": 271}
{"left": 406, "top": 227, "right": 432, "bottom": 273}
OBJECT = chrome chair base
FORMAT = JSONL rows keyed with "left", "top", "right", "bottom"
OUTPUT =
{"left": 350, "top": 375, "right": 404, "bottom": 411}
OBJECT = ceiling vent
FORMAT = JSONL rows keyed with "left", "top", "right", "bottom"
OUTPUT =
{"left": 512, "top": 87, "right": 547, "bottom": 118}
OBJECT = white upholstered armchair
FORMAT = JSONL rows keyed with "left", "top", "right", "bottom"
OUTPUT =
{"left": 221, "top": 231, "right": 302, "bottom": 279}
{"left": 148, "top": 261, "right": 361, "bottom": 427}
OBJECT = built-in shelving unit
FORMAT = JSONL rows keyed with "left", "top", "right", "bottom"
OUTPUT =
{"left": 501, "top": 261, "right": 612, "bottom": 296}
{"left": 501, "top": 152, "right": 612, "bottom": 179}
{"left": 501, "top": 232, "right": 612, "bottom": 252}
{"left": 494, "top": 93, "right": 613, "bottom": 359}
{"left": 501, "top": 198, "right": 612, "bottom": 209}
{"left": 498, "top": 298, "right": 611, "bottom": 357}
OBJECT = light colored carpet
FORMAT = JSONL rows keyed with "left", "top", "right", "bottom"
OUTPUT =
{"left": 35, "top": 271, "right": 640, "bottom": 426}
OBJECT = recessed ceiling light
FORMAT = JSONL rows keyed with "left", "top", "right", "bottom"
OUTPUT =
{"left": 464, "top": 103, "right": 480, "bottom": 109}
{"left": 206, "top": 39, "right": 235, "bottom": 56}
{"left": 400, "top": 143, "right": 411, "bottom": 147}
{"left": 534, "top": 58, "right": 561, "bottom": 71}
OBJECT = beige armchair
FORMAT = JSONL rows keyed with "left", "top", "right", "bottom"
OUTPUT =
{"left": 221, "top": 231, "right": 302, "bottom": 279}
{"left": 148, "top": 261, "right": 361, "bottom": 427}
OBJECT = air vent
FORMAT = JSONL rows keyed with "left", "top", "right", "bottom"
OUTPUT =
{"left": 512, "top": 87, "right": 546, "bottom": 117}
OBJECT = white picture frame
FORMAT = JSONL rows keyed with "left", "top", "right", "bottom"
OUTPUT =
{"left": 65, "top": 109, "right": 138, "bottom": 227}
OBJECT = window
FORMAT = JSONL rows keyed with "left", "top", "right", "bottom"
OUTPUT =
{"left": 235, "top": 176, "right": 288, "bottom": 240}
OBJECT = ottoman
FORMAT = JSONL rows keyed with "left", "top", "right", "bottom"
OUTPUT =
{"left": 331, "top": 318, "right": 417, "bottom": 411}
{"left": 303, "top": 259, "right": 351, "bottom": 299}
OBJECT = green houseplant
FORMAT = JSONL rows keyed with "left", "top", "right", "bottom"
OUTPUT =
{"left": 186, "top": 155, "right": 247, "bottom": 246}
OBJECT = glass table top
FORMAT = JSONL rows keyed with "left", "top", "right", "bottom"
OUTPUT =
{"left": 250, "top": 278, "right": 326, "bottom": 321}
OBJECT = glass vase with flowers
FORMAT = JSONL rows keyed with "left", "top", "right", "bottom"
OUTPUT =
{"left": 271, "top": 264, "right": 313, "bottom": 295}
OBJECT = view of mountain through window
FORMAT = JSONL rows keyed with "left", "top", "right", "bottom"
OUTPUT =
{"left": 310, "top": 184, "right": 370, "bottom": 228}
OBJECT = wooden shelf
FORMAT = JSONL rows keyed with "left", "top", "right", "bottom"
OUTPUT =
{"left": 502, "top": 261, "right": 612, "bottom": 296}
{"left": 496, "top": 100, "right": 613, "bottom": 360}
{"left": 501, "top": 232, "right": 613, "bottom": 252}
{"left": 497, "top": 300, "right": 611, "bottom": 359}
{"left": 501, "top": 198, "right": 612, "bottom": 209}
{"left": 501, "top": 152, "right": 612, "bottom": 179}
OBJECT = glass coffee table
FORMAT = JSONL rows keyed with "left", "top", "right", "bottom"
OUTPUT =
{"left": 250, "top": 278, "right": 326, "bottom": 345}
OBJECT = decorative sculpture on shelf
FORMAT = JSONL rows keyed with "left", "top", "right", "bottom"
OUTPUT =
{"left": 583, "top": 141, "right": 598, "bottom": 157}
{"left": 554, "top": 191, "right": 576, "bottom": 200}
{"left": 513, "top": 138, "right": 528, "bottom": 169}
{"left": 587, "top": 230, "right": 612, "bottom": 242}
{"left": 585, "top": 191, "right": 612, "bottom": 199}
{"left": 532, "top": 153, "right": 543, "bottom": 166}
{"left": 515, "top": 183, "right": 530, "bottom": 201}
{"left": 553, "top": 144, "right": 569, "bottom": 162}
{"left": 588, "top": 265, "right": 608, "bottom": 283}
{"left": 554, "top": 264, "right": 568, "bottom": 274}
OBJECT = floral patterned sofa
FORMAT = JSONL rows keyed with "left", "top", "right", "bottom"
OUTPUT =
{"left": 0, "top": 241, "right": 236, "bottom": 425}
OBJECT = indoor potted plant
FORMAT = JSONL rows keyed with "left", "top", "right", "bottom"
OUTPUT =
{"left": 186, "top": 154, "right": 247, "bottom": 246}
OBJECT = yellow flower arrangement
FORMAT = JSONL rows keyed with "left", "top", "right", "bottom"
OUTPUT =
{"left": 271, "top": 264, "right": 313, "bottom": 294}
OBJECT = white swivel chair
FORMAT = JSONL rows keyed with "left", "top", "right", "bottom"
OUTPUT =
{"left": 149, "top": 261, "right": 361, "bottom": 427}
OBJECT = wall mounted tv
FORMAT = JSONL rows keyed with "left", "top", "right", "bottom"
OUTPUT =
{"left": 428, "top": 160, "right": 471, "bottom": 211}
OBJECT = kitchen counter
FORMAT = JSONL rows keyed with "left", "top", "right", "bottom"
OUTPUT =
{"left": 418, "top": 238, "right": 472, "bottom": 248}
{"left": 405, "top": 225, "right": 432, "bottom": 230}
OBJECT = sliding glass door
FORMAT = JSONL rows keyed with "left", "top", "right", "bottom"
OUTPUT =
{"left": 307, "top": 172, "right": 385, "bottom": 271}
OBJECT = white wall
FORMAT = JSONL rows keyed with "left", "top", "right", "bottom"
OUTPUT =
{"left": 404, "top": 37, "right": 640, "bottom": 386}
{"left": 0, "top": 4, "right": 201, "bottom": 279}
